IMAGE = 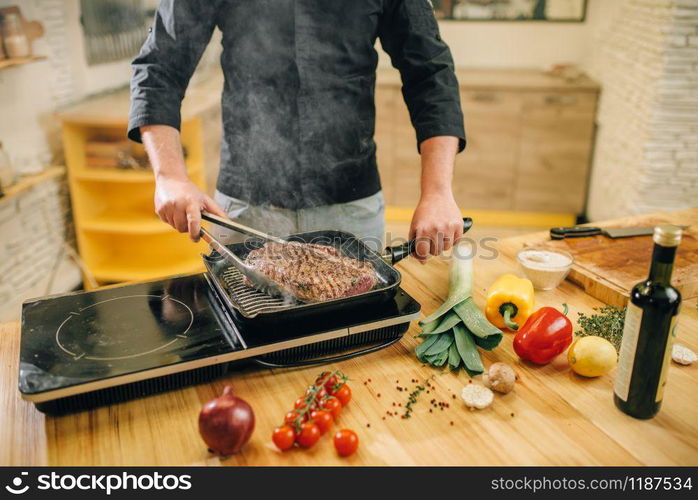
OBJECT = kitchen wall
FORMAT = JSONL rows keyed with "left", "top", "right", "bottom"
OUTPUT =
{"left": 380, "top": 14, "right": 588, "bottom": 69}
{"left": 0, "top": 0, "right": 221, "bottom": 321}
{"left": 0, "top": 0, "right": 132, "bottom": 173}
{"left": 0, "top": 0, "right": 85, "bottom": 321}
{"left": 0, "top": 177, "right": 77, "bottom": 322}
{"left": 377, "top": 0, "right": 620, "bottom": 70}
{"left": 583, "top": 0, "right": 698, "bottom": 220}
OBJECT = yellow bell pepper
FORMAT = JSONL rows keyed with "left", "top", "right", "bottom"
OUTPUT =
{"left": 485, "top": 274, "right": 535, "bottom": 331}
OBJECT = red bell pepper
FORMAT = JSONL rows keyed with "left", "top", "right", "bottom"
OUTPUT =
{"left": 513, "top": 304, "right": 573, "bottom": 364}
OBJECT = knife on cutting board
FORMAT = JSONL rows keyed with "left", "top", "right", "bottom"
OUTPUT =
{"left": 550, "top": 225, "right": 689, "bottom": 240}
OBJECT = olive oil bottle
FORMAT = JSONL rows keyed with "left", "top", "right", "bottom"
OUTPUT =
{"left": 614, "top": 225, "right": 682, "bottom": 419}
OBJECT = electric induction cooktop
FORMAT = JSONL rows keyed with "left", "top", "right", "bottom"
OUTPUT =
{"left": 19, "top": 273, "right": 420, "bottom": 415}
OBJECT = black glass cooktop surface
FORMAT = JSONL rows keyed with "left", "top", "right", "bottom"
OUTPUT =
{"left": 19, "top": 274, "right": 237, "bottom": 396}
{"left": 20, "top": 273, "right": 420, "bottom": 399}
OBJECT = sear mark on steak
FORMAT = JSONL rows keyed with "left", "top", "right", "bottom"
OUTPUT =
{"left": 243, "top": 241, "right": 378, "bottom": 302}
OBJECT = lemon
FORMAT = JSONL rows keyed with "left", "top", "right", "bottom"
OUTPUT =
{"left": 568, "top": 336, "right": 617, "bottom": 377}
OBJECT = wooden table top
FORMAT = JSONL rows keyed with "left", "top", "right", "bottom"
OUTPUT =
{"left": 1, "top": 212, "right": 696, "bottom": 466}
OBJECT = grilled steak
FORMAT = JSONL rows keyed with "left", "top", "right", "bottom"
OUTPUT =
{"left": 244, "top": 241, "right": 378, "bottom": 302}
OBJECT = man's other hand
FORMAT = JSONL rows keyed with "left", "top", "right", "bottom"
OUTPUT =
{"left": 154, "top": 176, "right": 227, "bottom": 241}
{"left": 409, "top": 191, "right": 463, "bottom": 263}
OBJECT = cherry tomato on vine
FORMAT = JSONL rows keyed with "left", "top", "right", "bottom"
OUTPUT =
{"left": 315, "top": 372, "right": 339, "bottom": 394}
{"left": 306, "top": 385, "right": 328, "bottom": 403}
{"left": 284, "top": 410, "right": 305, "bottom": 426}
{"left": 322, "top": 397, "right": 342, "bottom": 419}
{"left": 272, "top": 425, "right": 296, "bottom": 451}
{"left": 294, "top": 397, "right": 308, "bottom": 410}
{"left": 309, "top": 409, "right": 334, "bottom": 434}
{"left": 334, "top": 384, "right": 352, "bottom": 407}
{"left": 334, "top": 429, "right": 359, "bottom": 457}
{"left": 295, "top": 422, "right": 321, "bottom": 448}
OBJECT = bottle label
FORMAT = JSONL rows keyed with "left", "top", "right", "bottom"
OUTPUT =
{"left": 614, "top": 303, "right": 642, "bottom": 402}
{"left": 655, "top": 316, "right": 678, "bottom": 403}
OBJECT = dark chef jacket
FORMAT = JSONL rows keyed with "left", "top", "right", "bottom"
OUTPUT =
{"left": 128, "top": 0, "right": 465, "bottom": 210}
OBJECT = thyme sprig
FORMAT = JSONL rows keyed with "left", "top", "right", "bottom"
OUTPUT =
{"left": 576, "top": 306, "right": 626, "bottom": 351}
{"left": 402, "top": 376, "right": 433, "bottom": 419}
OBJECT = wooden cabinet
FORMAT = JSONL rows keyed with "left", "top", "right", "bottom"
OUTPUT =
{"left": 375, "top": 69, "right": 599, "bottom": 216}
{"left": 57, "top": 76, "right": 222, "bottom": 288}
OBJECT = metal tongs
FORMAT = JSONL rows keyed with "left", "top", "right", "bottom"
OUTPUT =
{"left": 199, "top": 212, "right": 291, "bottom": 298}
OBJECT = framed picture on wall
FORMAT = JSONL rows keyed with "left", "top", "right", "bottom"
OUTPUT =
{"left": 432, "top": 0, "right": 588, "bottom": 22}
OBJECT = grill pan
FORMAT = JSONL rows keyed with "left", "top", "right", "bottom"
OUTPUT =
{"left": 202, "top": 218, "right": 472, "bottom": 323}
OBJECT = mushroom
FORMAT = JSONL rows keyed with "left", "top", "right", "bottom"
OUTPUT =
{"left": 461, "top": 384, "right": 494, "bottom": 410}
{"left": 672, "top": 344, "right": 697, "bottom": 366}
{"left": 482, "top": 362, "right": 517, "bottom": 394}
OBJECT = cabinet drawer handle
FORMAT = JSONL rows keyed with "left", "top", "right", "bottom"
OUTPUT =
{"left": 544, "top": 95, "right": 578, "bottom": 105}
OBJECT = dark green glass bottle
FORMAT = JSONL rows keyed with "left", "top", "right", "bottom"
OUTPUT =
{"left": 614, "top": 225, "right": 682, "bottom": 419}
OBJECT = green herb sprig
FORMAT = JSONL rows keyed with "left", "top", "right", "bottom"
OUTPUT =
{"left": 402, "top": 377, "right": 433, "bottom": 419}
{"left": 576, "top": 306, "right": 626, "bottom": 351}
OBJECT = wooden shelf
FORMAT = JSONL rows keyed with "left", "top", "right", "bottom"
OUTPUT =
{"left": 0, "top": 55, "right": 46, "bottom": 71}
{"left": 74, "top": 169, "right": 155, "bottom": 183}
{"left": 61, "top": 99, "right": 211, "bottom": 287}
{"left": 81, "top": 215, "right": 172, "bottom": 234}
{"left": 88, "top": 256, "right": 204, "bottom": 283}
{"left": 0, "top": 166, "right": 64, "bottom": 202}
{"left": 74, "top": 165, "right": 201, "bottom": 183}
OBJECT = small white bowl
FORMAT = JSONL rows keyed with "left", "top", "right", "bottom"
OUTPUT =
{"left": 517, "top": 247, "right": 574, "bottom": 290}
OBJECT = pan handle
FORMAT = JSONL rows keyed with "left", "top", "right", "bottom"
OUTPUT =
{"left": 252, "top": 335, "right": 402, "bottom": 369}
{"left": 383, "top": 217, "right": 473, "bottom": 265}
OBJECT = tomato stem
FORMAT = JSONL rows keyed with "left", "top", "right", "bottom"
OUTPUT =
{"left": 289, "top": 369, "right": 347, "bottom": 433}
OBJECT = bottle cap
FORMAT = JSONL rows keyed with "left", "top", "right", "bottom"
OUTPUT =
{"left": 653, "top": 224, "right": 682, "bottom": 247}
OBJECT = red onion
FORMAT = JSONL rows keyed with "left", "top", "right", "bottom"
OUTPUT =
{"left": 199, "top": 386, "right": 255, "bottom": 455}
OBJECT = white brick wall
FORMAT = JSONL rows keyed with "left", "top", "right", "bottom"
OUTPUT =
{"left": 585, "top": 0, "right": 698, "bottom": 220}
{"left": 0, "top": 177, "right": 81, "bottom": 322}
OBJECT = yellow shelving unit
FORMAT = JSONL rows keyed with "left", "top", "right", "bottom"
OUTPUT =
{"left": 59, "top": 89, "right": 217, "bottom": 289}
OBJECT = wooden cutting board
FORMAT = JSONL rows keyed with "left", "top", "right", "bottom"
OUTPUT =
{"left": 522, "top": 208, "right": 698, "bottom": 308}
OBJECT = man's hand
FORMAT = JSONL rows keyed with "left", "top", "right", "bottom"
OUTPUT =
{"left": 141, "top": 124, "right": 227, "bottom": 241}
{"left": 410, "top": 135, "right": 462, "bottom": 262}
{"left": 410, "top": 191, "right": 463, "bottom": 262}
{"left": 154, "top": 175, "right": 227, "bottom": 241}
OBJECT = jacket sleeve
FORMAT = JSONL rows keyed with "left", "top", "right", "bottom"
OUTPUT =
{"left": 128, "top": 0, "right": 219, "bottom": 142}
{"left": 378, "top": 0, "right": 466, "bottom": 152}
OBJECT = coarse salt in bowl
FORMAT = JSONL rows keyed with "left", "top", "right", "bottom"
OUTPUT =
{"left": 516, "top": 247, "right": 574, "bottom": 291}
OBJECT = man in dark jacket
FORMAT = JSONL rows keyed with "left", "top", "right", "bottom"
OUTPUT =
{"left": 129, "top": 0, "right": 466, "bottom": 258}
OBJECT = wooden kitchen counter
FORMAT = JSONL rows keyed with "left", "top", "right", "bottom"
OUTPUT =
{"left": 1, "top": 211, "right": 697, "bottom": 466}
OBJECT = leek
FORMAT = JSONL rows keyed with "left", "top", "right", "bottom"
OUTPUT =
{"left": 419, "top": 253, "right": 473, "bottom": 326}
{"left": 414, "top": 244, "right": 503, "bottom": 374}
